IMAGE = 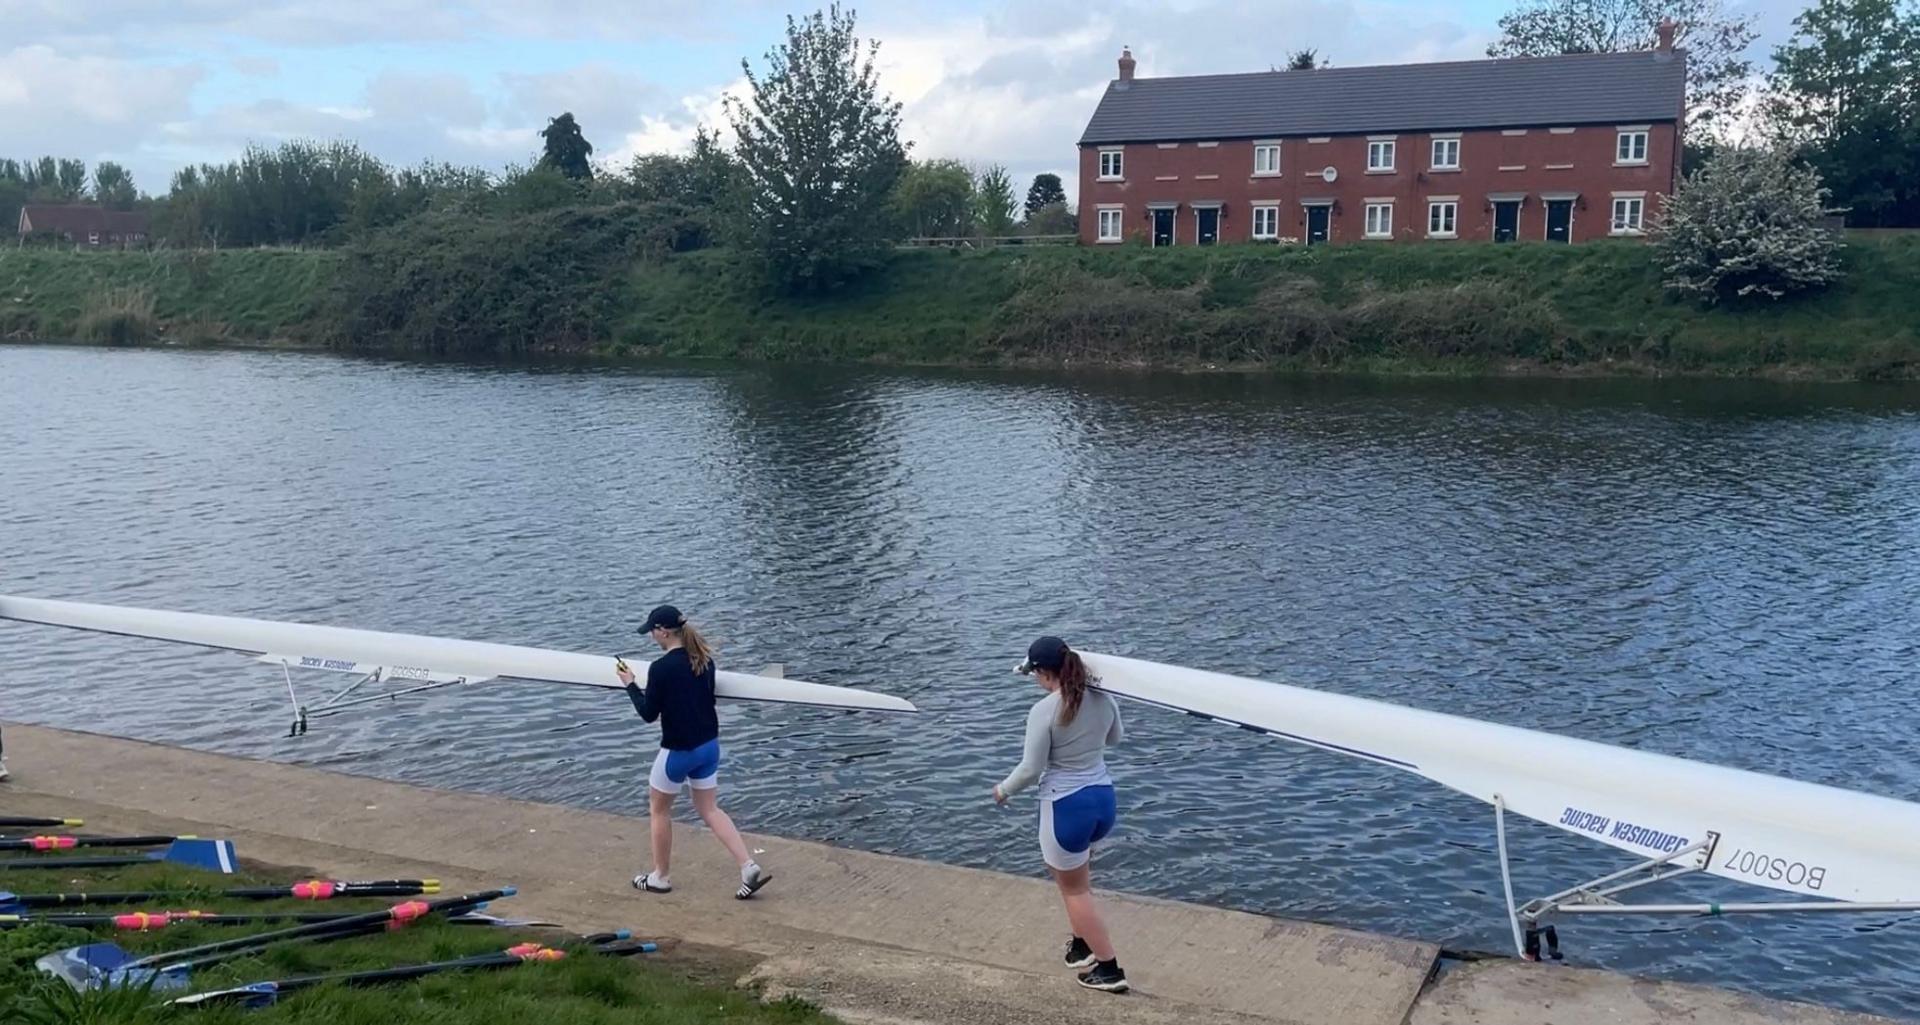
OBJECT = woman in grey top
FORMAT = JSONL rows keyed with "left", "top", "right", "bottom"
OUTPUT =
{"left": 993, "top": 635, "right": 1128, "bottom": 993}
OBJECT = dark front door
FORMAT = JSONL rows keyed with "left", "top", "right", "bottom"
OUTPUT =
{"left": 1196, "top": 207, "right": 1219, "bottom": 245}
{"left": 1151, "top": 208, "right": 1175, "bottom": 247}
{"left": 1305, "top": 205, "right": 1330, "bottom": 245}
{"left": 1494, "top": 201, "right": 1521, "bottom": 243}
{"left": 1545, "top": 200, "right": 1573, "bottom": 243}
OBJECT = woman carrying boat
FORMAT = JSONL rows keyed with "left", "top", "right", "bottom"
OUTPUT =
{"left": 617, "top": 604, "right": 772, "bottom": 899}
{"left": 993, "top": 635, "right": 1128, "bottom": 993}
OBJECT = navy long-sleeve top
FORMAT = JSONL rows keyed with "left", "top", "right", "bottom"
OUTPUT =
{"left": 624, "top": 648, "right": 720, "bottom": 751}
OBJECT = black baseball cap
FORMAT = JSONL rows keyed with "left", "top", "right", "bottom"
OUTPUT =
{"left": 639, "top": 605, "right": 686, "bottom": 633}
{"left": 1018, "top": 635, "right": 1070, "bottom": 674}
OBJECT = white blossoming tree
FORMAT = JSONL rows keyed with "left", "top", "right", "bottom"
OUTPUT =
{"left": 1655, "top": 146, "right": 1844, "bottom": 304}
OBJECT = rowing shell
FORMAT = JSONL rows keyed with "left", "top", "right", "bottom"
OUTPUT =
{"left": 0, "top": 595, "right": 916, "bottom": 714}
{"left": 1078, "top": 651, "right": 1920, "bottom": 904}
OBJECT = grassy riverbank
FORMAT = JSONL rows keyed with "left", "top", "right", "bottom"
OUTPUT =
{"left": 0, "top": 861, "right": 832, "bottom": 1024}
{"left": 5, "top": 229, "right": 1919, "bottom": 377}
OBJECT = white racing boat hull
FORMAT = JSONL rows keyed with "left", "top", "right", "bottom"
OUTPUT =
{"left": 0, "top": 595, "right": 916, "bottom": 714}
{"left": 1079, "top": 651, "right": 1920, "bottom": 904}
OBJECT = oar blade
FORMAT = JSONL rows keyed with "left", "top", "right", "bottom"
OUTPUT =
{"left": 156, "top": 839, "right": 237, "bottom": 873}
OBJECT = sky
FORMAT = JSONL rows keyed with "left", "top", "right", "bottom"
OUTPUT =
{"left": 2, "top": 0, "right": 1804, "bottom": 205}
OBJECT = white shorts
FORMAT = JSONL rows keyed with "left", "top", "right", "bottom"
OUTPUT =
{"left": 649, "top": 741, "right": 720, "bottom": 795}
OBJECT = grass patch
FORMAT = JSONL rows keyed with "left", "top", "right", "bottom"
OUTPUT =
{"left": 6, "top": 229, "right": 1920, "bottom": 377}
{"left": 0, "top": 861, "right": 837, "bottom": 1025}
{"left": 74, "top": 287, "right": 158, "bottom": 345}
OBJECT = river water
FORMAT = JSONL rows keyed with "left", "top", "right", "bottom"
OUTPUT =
{"left": 2, "top": 345, "right": 1917, "bottom": 1015}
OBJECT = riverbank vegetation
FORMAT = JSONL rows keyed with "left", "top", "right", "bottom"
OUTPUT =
{"left": 4, "top": 0, "right": 1919, "bottom": 376}
{"left": 0, "top": 861, "right": 834, "bottom": 1025}
{"left": 7, "top": 233, "right": 1918, "bottom": 377}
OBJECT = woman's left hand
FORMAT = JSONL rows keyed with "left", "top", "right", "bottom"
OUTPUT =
{"left": 991, "top": 785, "right": 1006, "bottom": 806}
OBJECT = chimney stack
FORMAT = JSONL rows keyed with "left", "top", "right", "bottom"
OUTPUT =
{"left": 1117, "top": 46, "right": 1136, "bottom": 83}
{"left": 1655, "top": 18, "right": 1676, "bottom": 52}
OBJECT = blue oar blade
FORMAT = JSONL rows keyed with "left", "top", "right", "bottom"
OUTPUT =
{"left": 154, "top": 839, "right": 237, "bottom": 873}
{"left": 168, "top": 981, "right": 283, "bottom": 1009}
{"left": 36, "top": 943, "right": 134, "bottom": 990}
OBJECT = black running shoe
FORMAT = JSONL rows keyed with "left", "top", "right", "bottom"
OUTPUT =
{"left": 1063, "top": 936, "right": 1096, "bottom": 970}
{"left": 1077, "top": 960, "right": 1129, "bottom": 993}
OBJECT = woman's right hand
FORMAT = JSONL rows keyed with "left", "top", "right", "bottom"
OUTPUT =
{"left": 616, "top": 664, "right": 635, "bottom": 686}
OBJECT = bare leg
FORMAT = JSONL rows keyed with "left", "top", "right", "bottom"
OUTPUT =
{"left": 689, "top": 786, "right": 752, "bottom": 867}
{"left": 1051, "top": 864, "right": 1115, "bottom": 961}
{"left": 649, "top": 786, "right": 676, "bottom": 879}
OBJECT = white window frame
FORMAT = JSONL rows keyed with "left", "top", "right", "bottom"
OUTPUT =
{"left": 1096, "top": 206, "right": 1125, "bottom": 243}
{"left": 1426, "top": 200, "right": 1458, "bottom": 239}
{"left": 1615, "top": 128, "right": 1649, "bottom": 166}
{"left": 1252, "top": 141, "right": 1281, "bottom": 177}
{"left": 1251, "top": 204, "right": 1280, "bottom": 240}
{"left": 1098, "top": 148, "right": 1124, "bottom": 180}
{"left": 1610, "top": 193, "right": 1645, "bottom": 235}
{"left": 1364, "top": 202, "right": 1393, "bottom": 239}
{"left": 1430, "top": 136, "right": 1461, "bottom": 171}
{"left": 1366, "top": 138, "right": 1396, "bottom": 172}
{"left": 88, "top": 232, "right": 100, "bottom": 245}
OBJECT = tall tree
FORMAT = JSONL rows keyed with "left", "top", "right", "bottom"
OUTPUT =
{"left": 539, "top": 112, "right": 595, "bottom": 180}
{"left": 974, "top": 164, "right": 1017, "bottom": 235}
{"left": 1023, "top": 173, "right": 1067, "bottom": 220}
{"left": 93, "top": 161, "right": 138, "bottom": 209}
{"left": 890, "top": 159, "right": 974, "bottom": 237}
{"left": 1763, "top": 0, "right": 1920, "bottom": 227}
{"left": 727, "top": 4, "right": 908, "bottom": 291}
{"left": 1287, "top": 48, "right": 1322, "bottom": 70}
{"left": 1487, "top": 0, "right": 1757, "bottom": 139}
{"left": 56, "top": 158, "right": 88, "bottom": 197}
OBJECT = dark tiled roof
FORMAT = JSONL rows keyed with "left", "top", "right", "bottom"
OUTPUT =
{"left": 1079, "top": 50, "right": 1686, "bottom": 144}
{"left": 18, "top": 204, "right": 151, "bottom": 236}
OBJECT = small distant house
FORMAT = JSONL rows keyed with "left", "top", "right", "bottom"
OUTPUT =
{"left": 17, "top": 204, "right": 152, "bottom": 248}
{"left": 1077, "top": 24, "right": 1686, "bottom": 246}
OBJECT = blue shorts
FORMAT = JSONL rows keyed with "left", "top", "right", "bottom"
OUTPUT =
{"left": 649, "top": 739, "right": 721, "bottom": 794}
{"left": 1038, "top": 784, "right": 1117, "bottom": 871}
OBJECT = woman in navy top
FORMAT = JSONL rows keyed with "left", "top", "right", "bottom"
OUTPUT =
{"left": 618, "top": 604, "right": 771, "bottom": 899}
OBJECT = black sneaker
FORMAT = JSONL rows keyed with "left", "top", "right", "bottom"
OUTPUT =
{"left": 1063, "top": 936, "right": 1096, "bottom": 970}
{"left": 1077, "top": 960, "right": 1129, "bottom": 993}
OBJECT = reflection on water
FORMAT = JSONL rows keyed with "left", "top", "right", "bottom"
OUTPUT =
{"left": 3, "top": 346, "right": 1918, "bottom": 1016}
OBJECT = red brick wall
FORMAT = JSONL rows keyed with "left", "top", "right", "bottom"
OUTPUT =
{"left": 1077, "top": 122, "right": 1678, "bottom": 245}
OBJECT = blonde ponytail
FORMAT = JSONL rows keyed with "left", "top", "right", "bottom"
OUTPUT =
{"left": 677, "top": 621, "right": 715, "bottom": 676}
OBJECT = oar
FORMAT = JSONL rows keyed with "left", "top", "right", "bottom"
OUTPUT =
{"left": 1, "top": 908, "right": 557, "bottom": 931}
{"left": 0, "top": 817, "right": 83, "bottom": 829}
{"left": 0, "top": 834, "right": 180, "bottom": 852}
{"left": 167, "top": 935, "right": 657, "bottom": 1009}
{"left": 0, "top": 878, "right": 438, "bottom": 914}
{"left": 38, "top": 888, "right": 513, "bottom": 990}
{"left": 0, "top": 838, "right": 237, "bottom": 873}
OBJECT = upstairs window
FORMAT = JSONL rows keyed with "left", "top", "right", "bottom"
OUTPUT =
{"left": 1367, "top": 140, "right": 1396, "bottom": 172}
{"left": 1098, "top": 149, "right": 1124, "bottom": 179}
{"left": 1253, "top": 143, "right": 1281, "bottom": 176}
{"left": 1431, "top": 137, "right": 1460, "bottom": 170}
{"left": 1616, "top": 130, "right": 1649, "bottom": 165}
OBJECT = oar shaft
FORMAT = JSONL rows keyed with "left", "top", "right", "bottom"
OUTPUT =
{"left": 1, "top": 910, "right": 369, "bottom": 930}
{"left": 0, "top": 835, "right": 178, "bottom": 851}
{"left": 0, "top": 817, "right": 83, "bottom": 829}
{"left": 131, "top": 889, "right": 512, "bottom": 972}
{"left": 7, "top": 881, "right": 437, "bottom": 908}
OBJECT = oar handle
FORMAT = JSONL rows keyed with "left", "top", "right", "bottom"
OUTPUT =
{"left": 0, "top": 834, "right": 177, "bottom": 851}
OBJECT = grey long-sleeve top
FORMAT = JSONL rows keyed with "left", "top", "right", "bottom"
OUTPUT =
{"left": 998, "top": 689, "right": 1124, "bottom": 801}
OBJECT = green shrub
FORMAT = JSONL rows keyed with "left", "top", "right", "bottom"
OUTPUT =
{"left": 75, "top": 286, "right": 157, "bottom": 345}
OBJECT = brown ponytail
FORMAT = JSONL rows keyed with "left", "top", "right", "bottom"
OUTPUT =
{"left": 677, "top": 621, "right": 715, "bottom": 677}
{"left": 1056, "top": 649, "right": 1094, "bottom": 725}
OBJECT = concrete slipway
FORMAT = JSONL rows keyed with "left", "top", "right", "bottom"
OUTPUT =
{"left": 0, "top": 723, "right": 1904, "bottom": 1025}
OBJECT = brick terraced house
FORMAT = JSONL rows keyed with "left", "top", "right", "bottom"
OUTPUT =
{"left": 1077, "top": 27, "right": 1685, "bottom": 246}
